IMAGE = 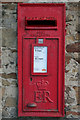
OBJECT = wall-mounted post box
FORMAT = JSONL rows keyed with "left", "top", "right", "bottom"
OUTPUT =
{"left": 18, "top": 3, "right": 65, "bottom": 117}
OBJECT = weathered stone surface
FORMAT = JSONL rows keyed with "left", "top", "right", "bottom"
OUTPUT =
{"left": 66, "top": 11, "right": 78, "bottom": 36}
{"left": 2, "top": 87, "right": 5, "bottom": 96}
{"left": 73, "top": 86, "right": 80, "bottom": 105}
{"left": 2, "top": 107, "right": 9, "bottom": 118}
{"left": 70, "top": 105, "right": 80, "bottom": 112}
{"left": 11, "top": 49, "right": 17, "bottom": 53}
{"left": 5, "top": 97, "right": 17, "bottom": 107}
{"left": 65, "top": 59, "right": 79, "bottom": 87}
{"left": 2, "top": 48, "right": 17, "bottom": 74}
{"left": 0, "top": 29, "right": 2, "bottom": 48}
{"left": 66, "top": 42, "right": 80, "bottom": 53}
{"left": 0, "top": 109, "right": 2, "bottom": 120}
{"left": 74, "top": 33, "right": 80, "bottom": 40}
{"left": 2, "top": 3, "right": 17, "bottom": 31}
{"left": 67, "top": 3, "right": 79, "bottom": 11}
{"left": 11, "top": 81, "right": 17, "bottom": 86}
{"left": 0, "top": 59, "right": 1, "bottom": 68}
{"left": 76, "top": 24, "right": 80, "bottom": 33}
{"left": 2, "top": 73, "right": 17, "bottom": 79}
{"left": 0, "top": 48, "right": 1, "bottom": 57}
{"left": 2, "top": 78, "right": 17, "bottom": 87}
{"left": 66, "top": 111, "right": 80, "bottom": 116}
{"left": 66, "top": 14, "right": 74, "bottom": 22}
{"left": 65, "top": 86, "right": 77, "bottom": 106}
{"left": 65, "top": 35, "right": 75, "bottom": 45}
{"left": 2, "top": 3, "right": 16, "bottom": 10}
{"left": 2, "top": 107, "right": 17, "bottom": 118}
{"left": 2, "top": 80, "right": 10, "bottom": 86}
{"left": 5, "top": 86, "right": 18, "bottom": 97}
{"left": 65, "top": 54, "right": 72, "bottom": 66}
{"left": 2, "top": 28, "right": 16, "bottom": 48}
{"left": 2, "top": 13, "right": 17, "bottom": 29}
{"left": 8, "top": 107, "right": 17, "bottom": 118}
{"left": 0, "top": 87, "right": 2, "bottom": 103}
{"left": 68, "top": 52, "right": 80, "bottom": 64}
{"left": 0, "top": 48, "right": 1, "bottom": 70}
{"left": 66, "top": 28, "right": 70, "bottom": 35}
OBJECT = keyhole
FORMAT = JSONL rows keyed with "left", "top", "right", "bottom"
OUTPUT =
{"left": 30, "top": 77, "right": 32, "bottom": 81}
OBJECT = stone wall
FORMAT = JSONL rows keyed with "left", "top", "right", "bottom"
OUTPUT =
{"left": 0, "top": 2, "right": 80, "bottom": 120}
{"left": 1, "top": 3, "right": 18, "bottom": 119}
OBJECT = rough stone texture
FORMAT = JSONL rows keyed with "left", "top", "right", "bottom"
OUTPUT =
{"left": 0, "top": 3, "right": 2, "bottom": 120}
{"left": 65, "top": 2, "right": 80, "bottom": 119}
{"left": 2, "top": 28, "right": 17, "bottom": 48}
{"left": 2, "top": 48, "right": 17, "bottom": 74}
{"left": 66, "top": 42, "right": 80, "bottom": 52}
{"left": 5, "top": 97, "right": 17, "bottom": 107}
{"left": 73, "top": 86, "right": 80, "bottom": 105}
{"left": 0, "top": 1, "right": 80, "bottom": 120}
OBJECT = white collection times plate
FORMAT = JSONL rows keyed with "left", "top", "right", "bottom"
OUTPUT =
{"left": 34, "top": 46, "right": 47, "bottom": 73}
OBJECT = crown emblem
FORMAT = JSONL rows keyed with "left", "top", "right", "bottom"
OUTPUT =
{"left": 36, "top": 80, "right": 49, "bottom": 90}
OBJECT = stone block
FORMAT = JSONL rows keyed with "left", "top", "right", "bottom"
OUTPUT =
{"left": 2, "top": 73, "right": 17, "bottom": 79}
{"left": 2, "top": 79, "right": 17, "bottom": 87}
{"left": 65, "top": 59, "right": 79, "bottom": 80}
{"left": 11, "top": 81, "right": 17, "bottom": 86}
{"left": 66, "top": 28, "right": 71, "bottom": 35}
{"left": 0, "top": 87, "right": 2, "bottom": 104}
{"left": 66, "top": 111, "right": 80, "bottom": 117}
{"left": 2, "top": 13, "right": 17, "bottom": 30}
{"left": 8, "top": 107, "right": 17, "bottom": 118}
{"left": 0, "top": 59, "right": 1, "bottom": 68}
{"left": 0, "top": 48, "right": 1, "bottom": 57}
{"left": 0, "top": 29, "right": 2, "bottom": 48}
{"left": 70, "top": 105, "right": 80, "bottom": 112}
{"left": 5, "top": 86, "right": 18, "bottom": 97}
{"left": 66, "top": 14, "right": 74, "bottom": 22}
{"left": 2, "top": 3, "right": 16, "bottom": 10}
{"left": 76, "top": 24, "right": 80, "bottom": 33}
{"left": 65, "top": 85, "right": 77, "bottom": 107}
{"left": 2, "top": 3, "right": 17, "bottom": 31}
{"left": 2, "top": 87, "right": 5, "bottom": 96}
{"left": 2, "top": 107, "right": 9, "bottom": 118}
{"left": 73, "top": 86, "right": 80, "bottom": 105}
{"left": 2, "top": 28, "right": 16, "bottom": 48}
{"left": 0, "top": 109, "right": 2, "bottom": 120}
{"left": 67, "top": 3, "right": 79, "bottom": 11}
{"left": 65, "top": 54, "right": 72, "bottom": 67}
{"left": 74, "top": 33, "right": 80, "bottom": 40}
{"left": 5, "top": 97, "right": 17, "bottom": 107}
{"left": 2, "top": 80, "right": 10, "bottom": 86}
{"left": 65, "top": 35, "right": 75, "bottom": 45}
{"left": 68, "top": 52, "right": 80, "bottom": 64}
{"left": 66, "top": 42, "right": 80, "bottom": 53}
{"left": 2, "top": 48, "right": 17, "bottom": 74}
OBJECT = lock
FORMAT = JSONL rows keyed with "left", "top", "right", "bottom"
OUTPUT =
{"left": 18, "top": 3, "right": 65, "bottom": 117}
{"left": 27, "top": 103, "right": 37, "bottom": 108}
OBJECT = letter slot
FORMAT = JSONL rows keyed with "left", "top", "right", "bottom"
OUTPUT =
{"left": 25, "top": 17, "right": 57, "bottom": 29}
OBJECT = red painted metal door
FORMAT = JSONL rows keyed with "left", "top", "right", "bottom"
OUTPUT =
{"left": 18, "top": 3, "right": 65, "bottom": 117}
{"left": 23, "top": 38, "right": 58, "bottom": 111}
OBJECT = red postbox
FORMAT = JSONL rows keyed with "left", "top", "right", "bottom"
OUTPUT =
{"left": 18, "top": 3, "right": 65, "bottom": 117}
